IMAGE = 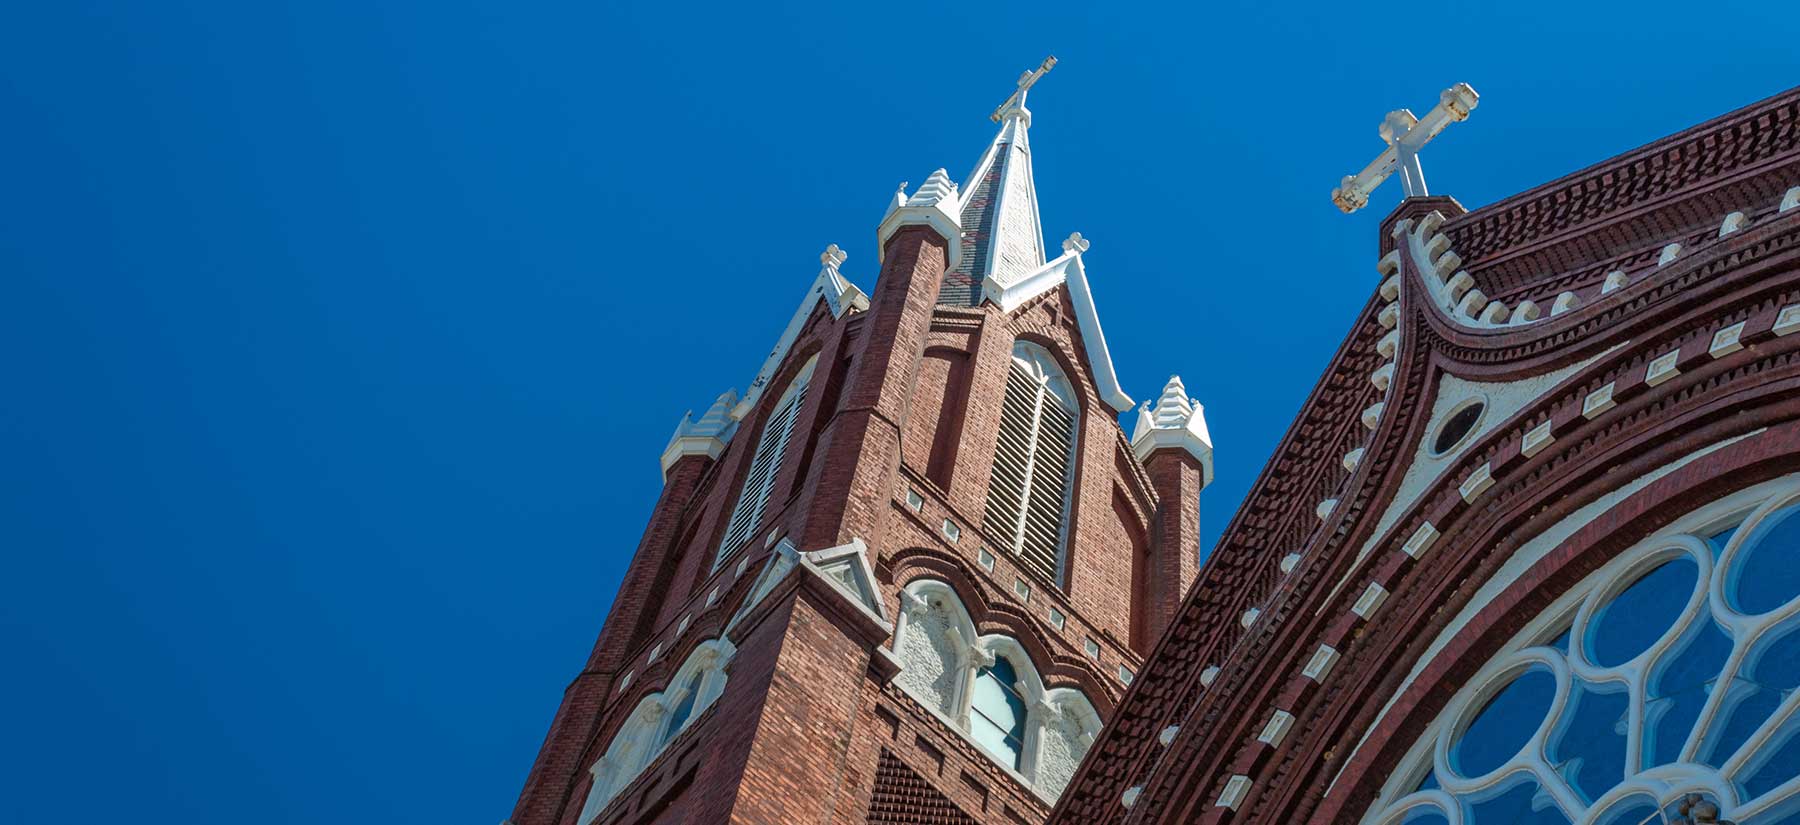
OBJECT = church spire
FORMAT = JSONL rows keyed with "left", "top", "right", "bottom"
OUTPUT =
{"left": 940, "top": 57, "right": 1056, "bottom": 306}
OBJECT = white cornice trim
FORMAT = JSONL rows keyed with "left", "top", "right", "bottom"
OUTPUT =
{"left": 985, "top": 242, "right": 1134, "bottom": 413}
{"left": 731, "top": 254, "right": 870, "bottom": 421}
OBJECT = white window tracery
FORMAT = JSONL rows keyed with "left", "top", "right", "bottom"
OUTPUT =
{"left": 576, "top": 639, "right": 734, "bottom": 824}
{"left": 716, "top": 355, "right": 818, "bottom": 568}
{"left": 892, "top": 579, "right": 1102, "bottom": 801}
{"left": 1362, "top": 475, "right": 1800, "bottom": 825}
{"left": 984, "top": 341, "right": 1080, "bottom": 587}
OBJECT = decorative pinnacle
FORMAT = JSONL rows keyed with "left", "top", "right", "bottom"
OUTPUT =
{"left": 1062, "top": 232, "right": 1090, "bottom": 255}
{"left": 820, "top": 243, "right": 846, "bottom": 270}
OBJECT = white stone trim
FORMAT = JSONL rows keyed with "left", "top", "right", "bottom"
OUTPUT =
{"left": 1582, "top": 382, "right": 1617, "bottom": 419}
{"left": 1459, "top": 463, "right": 1494, "bottom": 503}
{"left": 1401, "top": 522, "right": 1440, "bottom": 560}
{"left": 1521, "top": 419, "right": 1554, "bottom": 458}
{"left": 1218, "top": 774, "right": 1253, "bottom": 810}
{"left": 1775, "top": 305, "right": 1800, "bottom": 337}
{"left": 1258, "top": 710, "right": 1296, "bottom": 747}
{"left": 1352, "top": 435, "right": 1772, "bottom": 824}
{"left": 1710, "top": 321, "right": 1747, "bottom": 358}
{"left": 1353, "top": 583, "right": 1390, "bottom": 619}
{"left": 1646, "top": 349, "right": 1682, "bottom": 387}
{"left": 1303, "top": 645, "right": 1340, "bottom": 682}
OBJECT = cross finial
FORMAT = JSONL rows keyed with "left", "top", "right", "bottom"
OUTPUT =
{"left": 820, "top": 243, "right": 846, "bottom": 270}
{"left": 991, "top": 56, "right": 1058, "bottom": 123}
{"left": 1331, "top": 83, "right": 1479, "bottom": 213}
{"left": 1062, "top": 232, "right": 1089, "bottom": 255}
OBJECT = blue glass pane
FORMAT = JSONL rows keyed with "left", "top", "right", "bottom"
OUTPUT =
{"left": 1399, "top": 805, "right": 1452, "bottom": 825}
{"left": 1588, "top": 557, "right": 1699, "bottom": 668}
{"left": 1544, "top": 625, "right": 1574, "bottom": 656}
{"left": 1592, "top": 796, "right": 1659, "bottom": 825}
{"left": 1414, "top": 768, "right": 1441, "bottom": 793}
{"left": 970, "top": 656, "right": 1026, "bottom": 769}
{"left": 1700, "top": 622, "right": 1800, "bottom": 767}
{"left": 1465, "top": 775, "right": 1571, "bottom": 825}
{"left": 1548, "top": 678, "right": 1630, "bottom": 803}
{"left": 1454, "top": 667, "right": 1556, "bottom": 778}
{"left": 1746, "top": 792, "right": 1800, "bottom": 824}
{"left": 1736, "top": 504, "right": 1800, "bottom": 615}
{"left": 662, "top": 673, "right": 703, "bottom": 742}
{"left": 1644, "top": 613, "right": 1733, "bottom": 767}
{"left": 1741, "top": 710, "right": 1800, "bottom": 801}
{"left": 1710, "top": 523, "right": 1741, "bottom": 556}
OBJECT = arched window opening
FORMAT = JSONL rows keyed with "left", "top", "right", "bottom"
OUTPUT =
{"left": 890, "top": 580, "right": 1101, "bottom": 801}
{"left": 660, "top": 671, "right": 703, "bottom": 746}
{"left": 970, "top": 655, "right": 1029, "bottom": 770}
{"left": 1361, "top": 477, "right": 1800, "bottom": 825}
{"left": 985, "top": 342, "right": 1079, "bottom": 586}
{"left": 716, "top": 356, "right": 818, "bottom": 567}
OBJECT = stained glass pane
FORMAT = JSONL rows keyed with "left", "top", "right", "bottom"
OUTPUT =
{"left": 1548, "top": 678, "right": 1630, "bottom": 803}
{"left": 1454, "top": 666, "right": 1556, "bottom": 778}
{"left": 1699, "top": 620, "right": 1800, "bottom": 766}
{"left": 1591, "top": 796, "right": 1659, "bottom": 825}
{"left": 1587, "top": 557, "right": 1698, "bottom": 668}
{"left": 1464, "top": 775, "right": 1570, "bottom": 825}
{"left": 1734, "top": 504, "right": 1800, "bottom": 615}
{"left": 1643, "top": 612, "right": 1733, "bottom": 767}
{"left": 970, "top": 656, "right": 1027, "bottom": 769}
{"left": 1741, "top": 710, "right": 1800, "bottom": 801}
{"left": 1398, "top": 805, "right": 1451, "bottom": 825}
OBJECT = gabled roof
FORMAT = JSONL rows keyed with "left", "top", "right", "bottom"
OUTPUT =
{"left": 986, "top": 232, "right": 1134, "bottom": 413}
{"left": 730, "top": 245, "right": 868, "bottom": 421}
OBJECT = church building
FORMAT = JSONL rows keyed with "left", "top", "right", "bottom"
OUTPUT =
{"left": 508, "top": 67, "right": 1800, "bottom": 825}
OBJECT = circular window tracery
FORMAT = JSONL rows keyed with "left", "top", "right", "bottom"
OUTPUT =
{"left": 1366, "top": 481, "right": 1800, "bottom": 825}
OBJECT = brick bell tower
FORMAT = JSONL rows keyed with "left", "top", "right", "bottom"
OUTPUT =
{"left": 506, "top": 60, "right": 1215, "bottom": 825}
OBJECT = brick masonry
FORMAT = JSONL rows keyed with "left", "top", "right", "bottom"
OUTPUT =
{"left": 508, "top": 206, "right": 1196, "bottom": 824}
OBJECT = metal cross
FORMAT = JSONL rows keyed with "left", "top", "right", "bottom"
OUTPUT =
{"left": 1331, "top": 83, "right": 1480, "bottom": 213}
{"left": 991, "top": 56, "right": 1058, "bottom": 122}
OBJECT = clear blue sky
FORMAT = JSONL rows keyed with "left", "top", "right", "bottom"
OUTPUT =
{"left": 3, "top": 1, "right": 1794, "bottom": 822}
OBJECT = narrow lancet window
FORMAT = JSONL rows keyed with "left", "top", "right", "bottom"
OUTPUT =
{"left": 984, "top": 342, "right": 1078, "bottom": 586}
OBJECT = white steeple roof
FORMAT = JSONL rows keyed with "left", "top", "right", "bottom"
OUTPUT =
{"left": 1131, "top": 375, "right": 1215, "bottom": 484}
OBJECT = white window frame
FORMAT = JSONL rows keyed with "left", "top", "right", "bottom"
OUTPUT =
{"left": 985, "top": 341, "right": 1080, "bottom": 586}
{"left": 891, "top": 578, "right": 1103, "bottom": 802}
{"left": 1360, "top": 472, "right": 1800, "bottom": 825}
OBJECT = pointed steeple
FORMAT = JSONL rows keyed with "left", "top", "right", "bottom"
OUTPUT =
{"left": 1132, "top": 376, "right": 1215, "bottom": 484}
{"left": 941, "top": 58, "right": 1056, "bottom": 306}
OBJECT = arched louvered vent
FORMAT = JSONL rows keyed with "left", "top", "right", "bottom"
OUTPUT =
{"left": 983, "top": 342, "right": 1078, "bottom": 586}
{"left": 716, "top": 356, "right": 817, "bottom": 567}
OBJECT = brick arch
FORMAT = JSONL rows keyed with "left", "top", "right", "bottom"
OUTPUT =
{"left": 887, "top": 551, "right": 1117, "bottom": 709}
{"left": 1312, "top": 417, "right": 1800, "bottom": 823}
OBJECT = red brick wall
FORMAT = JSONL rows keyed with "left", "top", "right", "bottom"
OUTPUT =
{"left": 510, "top": 219, "right": 1200, "bottom": 825}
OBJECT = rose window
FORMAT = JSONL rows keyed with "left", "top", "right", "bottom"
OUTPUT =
{"left": 1366, "top": 480, "right": 1800, "bottom": 824}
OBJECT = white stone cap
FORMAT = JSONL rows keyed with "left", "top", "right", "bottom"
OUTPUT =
{"left": 1131, "top": 375, "right": 1215, "bottom": 486}
{"left": 876, "top": 168, "right": 963, "bottom": 271}
{"left": 660, "top": 388, "right": 738, "bottom": 478}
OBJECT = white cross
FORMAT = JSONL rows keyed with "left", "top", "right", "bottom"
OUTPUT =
{"left": 1331, "top": 83, "right": 1479, "bottom": 214}
{"left": 990, "top": 56, "right": 1058, "bottom": 123}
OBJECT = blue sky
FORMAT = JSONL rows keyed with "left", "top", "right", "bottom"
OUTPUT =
{"left": 2, "top": 1, "right": 1794, "bottom": 822}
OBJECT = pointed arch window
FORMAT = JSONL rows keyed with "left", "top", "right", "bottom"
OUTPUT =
{"left": 659, "top": 671, "right": 703, "bottom": 746}
{"left": 970, "top": 655, "right": 1029, "bottom": 770}
{"left": 985, "top": 342, "right": 1079, "bottom": 586}
{"left": 716, "top": 356, "right": 817, "bottom": 567}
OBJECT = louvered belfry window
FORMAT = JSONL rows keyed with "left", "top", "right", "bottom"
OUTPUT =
{"left": 984, "top": 342, "right": 1079, "bottom": 586}
{"left": 716, "top": 357, "right": 817, "bottom": 567}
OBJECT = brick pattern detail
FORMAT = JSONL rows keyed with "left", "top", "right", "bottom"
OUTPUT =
{"left": 869, "top": 750, "right": 980, "bottom": 825}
